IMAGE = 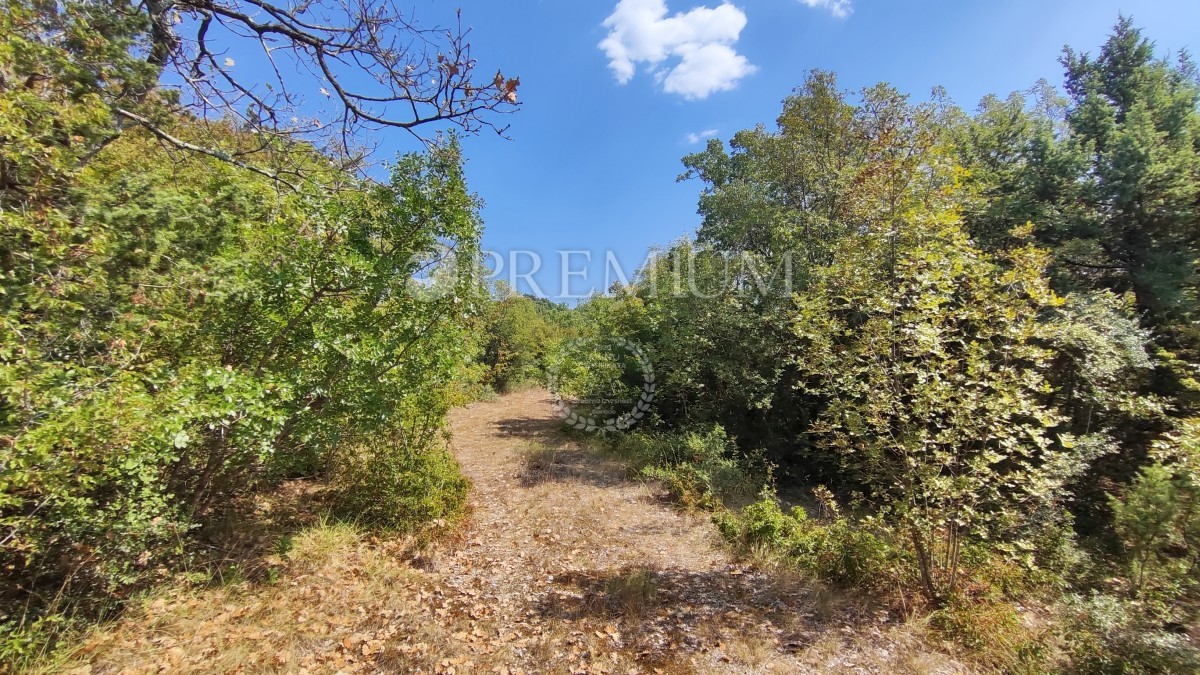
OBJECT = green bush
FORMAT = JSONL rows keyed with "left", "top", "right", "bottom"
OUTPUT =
{"left": 613, "top": 426, "right": 759, "bottom": 509}
{"left": 717, "top": 490, "right": 900, "bottom": 589}
{"left": 333, "top": 439, "right": 469, "bottom": 532}
{"left": 1108, "top": 418, "right": 1200, "bottom": 601}
{"left": 1059, "top": 592, "right": 1200, "bottom": 674}
{"left": 0, "top": 1, "right": 486, "bottom": 647}
{"left": 481, "top": 288, "right": 575, "bottom": 393}
{"left": 733, "top": 490, "right": 804, "bottom": 547}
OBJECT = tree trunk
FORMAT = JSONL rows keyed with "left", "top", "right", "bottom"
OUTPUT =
{"left": 909, "top": 524, "right": 943, "bottom": 606}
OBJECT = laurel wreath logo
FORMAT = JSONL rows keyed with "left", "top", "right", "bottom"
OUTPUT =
{"left": 546, "top": 337, "right": 656, "bottom": 433}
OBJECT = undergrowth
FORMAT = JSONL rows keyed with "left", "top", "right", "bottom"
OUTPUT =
{"left": 604, "top": 425, "right": 762, "bottom": 509}
{"left": 592, "top": 425, "right": 1200, "bottom": 673}
{"left": 332, "top": 439, "right": 469, "bottom": 532}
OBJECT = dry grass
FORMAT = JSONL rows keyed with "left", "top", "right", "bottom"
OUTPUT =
{"left": 50, "top": 389, "right": 975, "bottom": 674}
{"left": 50, "top": 522, "right": 435, "bottom": 674}
{"left": 601, "top": 568, "right": 659, "bottom": 618}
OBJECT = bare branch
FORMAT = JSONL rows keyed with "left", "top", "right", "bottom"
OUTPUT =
{"left": 114, "top": 107, "right": 300, "bottom": 190}
{"left": 135, "top": 0, "right": 519, "bottom": 173}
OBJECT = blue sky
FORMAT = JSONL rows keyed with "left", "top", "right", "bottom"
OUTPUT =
{"left": 375, "top": 1, "right": 1200, "bottom": 300}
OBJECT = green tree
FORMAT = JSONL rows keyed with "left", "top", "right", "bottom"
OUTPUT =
{"left": 680, "top": 71, "right": 861, "bottom": 262}
{"left": 480, "top": 285, "right": 573, "bottom": 392}
{"left": 1, "top": 0, "right": 503, "bottom": 653}
{"left": 791, "top": 210, "right": 1082, "bottom": 602}
{"left": 1061, "top": 18, "right": 1200, "bottom": 323}
{"left": 1111, "top": 417, "right": 1200, "bottom": 599}
{"left": 953, "top": 83, "right": 1088, "bottom": 255}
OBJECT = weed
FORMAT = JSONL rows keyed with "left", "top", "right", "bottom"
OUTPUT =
{"left": 600, "top": 568, "right": 659, "bottom": 617}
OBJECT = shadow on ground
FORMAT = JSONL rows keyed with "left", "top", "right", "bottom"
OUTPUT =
{"left": 492, "top": 413, "right": 562, "bottom": 440}
{"left": 531, "top": 564, "right": 867, "bottom": 666}
{"left": 195, "top": 479, "right": 331, "bottom": 582}
{"left": 517, "top": 442, "right": 635, "bottom": 489}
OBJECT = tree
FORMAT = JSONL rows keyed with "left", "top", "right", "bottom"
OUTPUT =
{"left": 1109, "top": 416, "right": 1200, "bottom": 600}
{"left": 680, "top": 71, "right": 864, "bottom": 263}
{"left": 1061, "top": 18, "right": 1200, "bottom": 324}
{"left": 952, "top": 83, "right": 1088, "bottom": 255}
{"left": 791, "top": 211, "right": 1083, "bottom": 603}
{"left": 2, "top": 0, "right": 520, "bottom": 191}
{"left": 480, "top": 286, "right": 574, "bottom": 393}
{"left": 955, "top": 20, "right": 1200, "bottom": 328}
{"left": 1, "top": 0, "right": 498, "bottom": 649}
{"left": 663, "top": 63, "right": 1161, "bottom": 604}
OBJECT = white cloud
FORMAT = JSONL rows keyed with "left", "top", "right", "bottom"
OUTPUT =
{"left": 798, "top": 0, "right": 852, "bottom": 19}
{"left": 663, "top": 43, "right": 753, "bottom": 99}
{"left": 599, "top": 0, "right": 756, "bottom": 100}
{"left": 686, "top": 128, "right": 719, "bottom": 144}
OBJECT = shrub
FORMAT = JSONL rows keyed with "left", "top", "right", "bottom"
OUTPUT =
{"left": 641, "top": 464, "right": 721, "bottom": 510}
{"left": 332, "top": 439, "right": 469, "bottom": 532}
{"left": 733, "top": 490, "right": 804, "bottom": 547}
{"left": 1, "top": 107, "right": 484, "bottom": 648}
{"left": 1059, "top": 592, "right": 1200, "bottom": 674}
{"left": 717, "top": 489, "right": 900, "bottom": 590}
{"left": 613, "top": 426, "right": 759, "bottom": 509}
{"left": 1109, "top": 418, "right": 1200, "bottom": 601}
{"left": 480, "top": 288, "right": 574, "bottom": 393}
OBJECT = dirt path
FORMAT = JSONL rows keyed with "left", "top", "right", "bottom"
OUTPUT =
{"left": 65, "top": 389, "right": 964, "bottom": 674}
{"left": 436, "top": 388, "right": 800, "bottom": 671}
{"left": 426, "top": 388, "right": 955, "bottom": 673}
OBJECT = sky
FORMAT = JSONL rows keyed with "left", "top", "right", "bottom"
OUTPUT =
{"left": 352, "top": 1, "right": 1200, "bottom": 301}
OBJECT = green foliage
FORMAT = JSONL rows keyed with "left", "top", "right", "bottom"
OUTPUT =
{"left": 1043, "top": 291, "right": 1161, "bottom": 460}
{"left": 1109, "top": 417, "right": 1200, "bottom": 600}
{"left": 716, "top": 489, "right": 899, "bottom": 590}
{"left": 951, "top": 82, "right": 1084, "bottom": 254}
{"left": 1060, "top": 592, "right": 1200, "bottom": 674}
{"left": 480, "top": 286, "right": 574, "bottom": 392}
{"left": 6, "top": 4, "right": 1200, "bottom": 669}
{"left": 1059, "top": 18, "right": 1200, "bottom": 324}
{"left": 0, "top": 0, "right": 489, "bottom": 649}
{"left": 679, "top": 67, "right": 1112, "bottom": 605}
{"left": 0, "top": 0, "right": 161, "bottom": 207}
{"left": 573, "top": 243, "right": 802, "bottom": 464}
{"left": 956, "top": 18, "right": 1200, "bottom": 371}
{"left": 332, "top": 438, "right": 469, "bottom": 532}
{"left": 2, "top": 131, "right": 482, "bottom": 608}
{"left": 1111, "top": 464, "right": 1185, "bottom": 593}
{"left": 572, "top": 19, "right": 1200, "bottom": 666}
{"left": 562, "top": 16, "right": 1200, "bottom": 670}
{"left": 952, "top": 21, "right": 1200, "bottom": 546}
{"left": 611, "top": 426, "right": 758, "bottom": 510}
{"left": 791, "top": 213, "right": 1091, "bottom": 602}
